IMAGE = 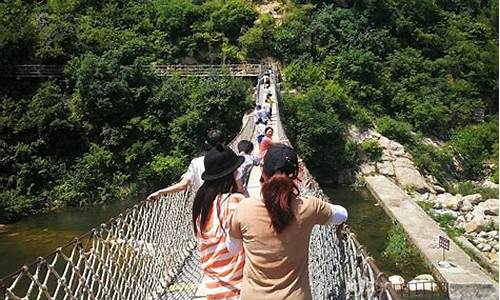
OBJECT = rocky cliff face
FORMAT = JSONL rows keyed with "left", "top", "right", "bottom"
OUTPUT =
{"left": 348, "top": 125, "right": 433, "bottom": 193}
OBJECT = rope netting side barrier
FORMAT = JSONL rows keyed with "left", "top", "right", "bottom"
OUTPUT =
{"left": 0, "top": 190, "right": 200, "bottom": 300}
{"left": 271, "top": 65, "right": 400, "bottom": 300}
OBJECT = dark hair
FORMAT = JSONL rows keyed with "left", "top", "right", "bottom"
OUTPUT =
{"left": 237, "top": 140, "right": 254, "bottom": 154}
{"left": 262, "top": 171, "right": 299, "bottom": 233}
{"left": 265, "top": 126, "right": 274, "bottom": 134}
{"left": 203, "top": 129, "right": 224, "bottom": 151}
{"left": 192, "top": 173, "right": 236, "bottom": 235}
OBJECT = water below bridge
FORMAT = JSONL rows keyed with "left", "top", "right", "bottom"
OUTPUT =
{"left": 0, "top": 186, "right": 430, "bottom": 281}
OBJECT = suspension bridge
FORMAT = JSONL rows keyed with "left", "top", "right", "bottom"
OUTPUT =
{"left": 1, "top": 64, "right": 264, "bottom": 78}
{"left": 0, "top": 65, "right": 402, "bottom": 300}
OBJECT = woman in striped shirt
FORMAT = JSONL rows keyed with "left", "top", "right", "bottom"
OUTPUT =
{"left": 193, "top": 144, "right": 246, "bottom": 299}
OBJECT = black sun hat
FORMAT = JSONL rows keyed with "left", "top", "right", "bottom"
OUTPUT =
{"left": 202, "top": 144, "right": 245, "bottom": 181}
{"left": 263, "top": 143, "right": 299, "bottom": 177}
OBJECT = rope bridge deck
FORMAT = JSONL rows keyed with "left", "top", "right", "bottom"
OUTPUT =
{"left": 0, "top": 66, "right": 399, "bottom": 300}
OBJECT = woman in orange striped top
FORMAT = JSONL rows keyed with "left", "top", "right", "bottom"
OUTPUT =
{"left": 193, "top": 144, "right": 246, "bottom": 299}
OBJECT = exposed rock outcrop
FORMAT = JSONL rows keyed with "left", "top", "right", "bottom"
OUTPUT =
{"left": 348, "top": 125, "right": 433, "bottom": 193}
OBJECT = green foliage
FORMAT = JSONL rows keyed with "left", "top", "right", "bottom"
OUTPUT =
{"left": 271, "top": 4, "right": 313, "bottom": 62}
{"left": 484, "top": 221, "right": 499, "bottom": 232}
{"left": 446, "top": 181, "right": 499, "bottom": 200}
{"left": 0, "top": 191, "right": 35, "bottom": 223}
{"left": 360, "top": 140, "right": 382, "bottom": 162}
{"left": 449, "top": 117, "right": 499, "bottom": 179}
{"left": 52, "top": 145, "right": 128, "bottom": 207}
{"left": 409, "top": 144, "right": 453, "bottom": 182}
{"left": 0, "top": 0, "right": 33, "bottom": 64}
{"left": 376, "top": 116, "right": 415, "bottom": 144}
{"left": 383, "top": 223, "right": 423, "bottom": 271}
{"left": 239, "top": 14, "right": 274, "bottom": 59}
{"left": 434, "top": 213, "right": 464, "bottom": 237}
{"left": 283, "top": 61, "right": 324, "bottom": 91}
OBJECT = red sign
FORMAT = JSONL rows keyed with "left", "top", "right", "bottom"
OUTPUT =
{"left": 439, "top": 236, "right": 450, "bottom": 251}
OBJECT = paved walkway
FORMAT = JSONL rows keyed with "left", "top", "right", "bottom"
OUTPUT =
{"left": 365, "top": 175, "right": 499, "bottom": 300}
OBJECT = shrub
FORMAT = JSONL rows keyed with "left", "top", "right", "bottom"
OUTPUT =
{"left": 434, "top": 213, "right": 464, "bottom": 237}
{"left": 376, "top": 116, "right": 415, "bottom": 144}
{"left": 449, "top": 117, "right": 499, "bottom": 179}
{"left": 0, "top": 191, "right": 34, "bottom": 223}
{"left": 283, "top": 61, "right": 325, "bottom": 91}
{"left": 360, "top": 139, "right": 382, "bottom": 162}
{"left": 446, "top": 181, "right": 498, "bottom": 200}
{"left": 409, "top": 144, "right": 452, "bottom": 182}
{"left": 383, "top": 223, "right": 422, "bottom": 271}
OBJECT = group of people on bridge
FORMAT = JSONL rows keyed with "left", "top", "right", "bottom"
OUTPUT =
{"left": 147, "top": 73, "right": 348, "bottom": 300}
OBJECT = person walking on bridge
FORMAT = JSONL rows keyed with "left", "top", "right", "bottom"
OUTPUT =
{"left": 258, "top": 127, "right": 274, "bottom": 160}
{"left": 147, "top": 129, "right": 223, "bottom": 200}
{"left": 228, "top": 144, "right": 348, "bottom": 300}
{"left": 193, "top": 144, "right": 246, "bottom": 299}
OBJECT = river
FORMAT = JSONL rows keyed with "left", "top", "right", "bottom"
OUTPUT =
{"left": 0, "top": 198, "right": 137, "bottom": 279}
{"left": 323, "top": 185, "right": 430, "bottom": 280}
{"left": 0, "top": 186, "right": 429, "bottom": 282}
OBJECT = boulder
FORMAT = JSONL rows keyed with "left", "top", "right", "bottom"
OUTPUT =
{"left": 465, "top": 216, "right": 486, "bottom": 233}
{"left": 477, "top": 231, "right": 489, "bottom": 238}
{"left": 478, "top": 243, "right": 492, "bottom": 252}
{"left": 433, "top": 202, "right": 442, "bottom": 209}
{"left": 358, "top": 129, "right": 375, "bottom": 141}
{"left": 421, "top": 193, "right": 430, "bottom": 201}
{"left": 393, "top": 158, "right": 430, "bottom": 193}
{"left": 434, "top": 209, "right": 458, "bottom": 219}
{"left": 388, "top": 140, "right": 405, "bottom": 152}
{"left": 488, "top": 231, "right": 499, "bottom": 239}
{"left": 473, "top": 237, "right": 488, "bottom": 245}
{"left": 462, "top": 194, "right": 483, "bottom": 205}
{"left": 378, "top": 136, "right": 391, "bottom": 149}
{"left": 368, "top": 129, "right": 381, "bottom": 139}
{"left": 487, "top": 252, "right": 499, "bottom": 264}
{"left": 377, "top": 161, "right": 395, "bottom": 176}
{"left": 359, "top": 163, "right": 376, "bottom": 175}
{"left": 479, "top": 199, "right": 499, "bottom": 216}
{"left": 437, "top": 193, "right": 460, "bottom": 210}
{"left": 460, "top": 199, "right": 473, "bottom": 212}
{"left": 433, "top": 185, "right": 446, "bottom": 194}
{"left": 426, "top": 175, "right": 438, "bottom": 184}
{"left": 471, "top": 206, "right": 486, "bottom": 219}
{"left": 482, "top": 180, "right": 499, "bottom": 190}
{"left": 456, "top": 215, "right": 466, "bottom": 224}
{"left": 413, "top": 274, "right": 435, "bottom": 281}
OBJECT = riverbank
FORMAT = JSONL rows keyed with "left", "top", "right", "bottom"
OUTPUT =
{"left": 365, "top": 175, "right": 499, "bottom": 300}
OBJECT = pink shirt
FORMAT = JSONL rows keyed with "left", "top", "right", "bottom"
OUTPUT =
{"left": 259, "top": 136, "right": 273, "bottom": 159}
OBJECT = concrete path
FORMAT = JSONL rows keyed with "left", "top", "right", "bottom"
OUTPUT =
{"left": 365, "top": 175, "right": 499, "bottom": 300}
